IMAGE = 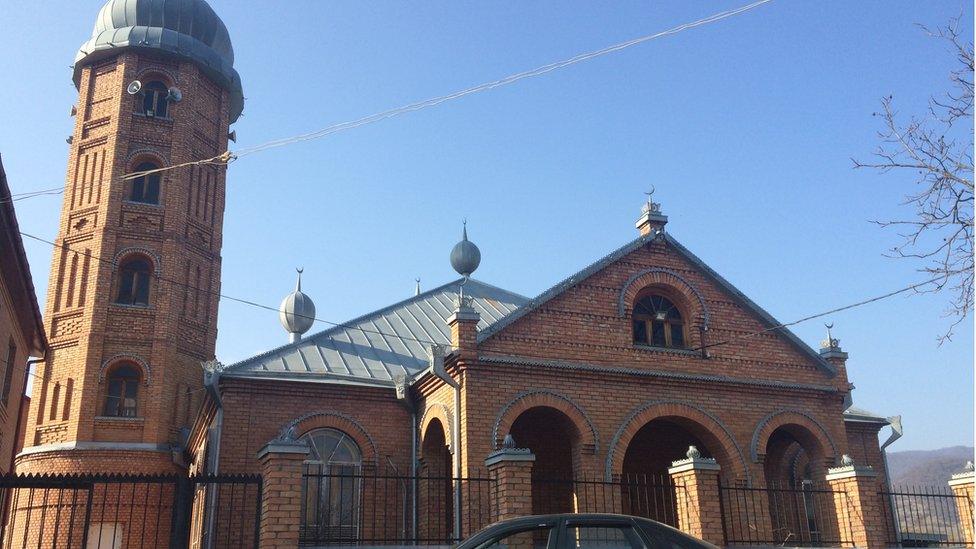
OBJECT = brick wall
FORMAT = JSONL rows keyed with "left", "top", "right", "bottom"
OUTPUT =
{"left": 20, "top": 48, "right": 232, "bottom": 474}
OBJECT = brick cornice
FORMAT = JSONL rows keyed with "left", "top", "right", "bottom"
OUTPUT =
{"left": 478, "top": 354, "right": 838, "bottom": 394}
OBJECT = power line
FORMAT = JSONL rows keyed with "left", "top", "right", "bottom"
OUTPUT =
{"left": 122, "top": 0, "right": 775, "bottom": 181}
{"left": 21, "top": 230, "right": 945, "bottom": 363}
{"left": 690, "top": 275, "right": 944, "bottom": 353}
{"left": 19, "top": 231, "right": 443, "bottom": 347}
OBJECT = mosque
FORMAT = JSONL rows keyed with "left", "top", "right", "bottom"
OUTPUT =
{"left": 17, "top": 0, "right": 901, "bottom": 545}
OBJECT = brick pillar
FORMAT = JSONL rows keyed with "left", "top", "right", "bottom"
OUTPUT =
{"left": 668, "top": 447, "right": 724, "bottom": 546}
{"left": 948, "top": 462, "right": 975, "bottom": 546}
{"left": 485, "top": 435, "right": 535, "bottom": 521}
{"left": 257, "top": 439, "right": 310, "bottom": 549}
{"left": 826, "top": 456, "right": 886, "bottom": 549}
{"left": 448, "top": 295, "right": 479, "bottom": 360}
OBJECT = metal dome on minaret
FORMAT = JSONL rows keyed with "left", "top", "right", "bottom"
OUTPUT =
{"left": 75, "top": 0, "right": 245, "bottom": 121}
{"left": 279, "top": 269, "right": 316, "bottom": 343}
{"left": 450, "top": 220, "right": 481, "bottom": 279}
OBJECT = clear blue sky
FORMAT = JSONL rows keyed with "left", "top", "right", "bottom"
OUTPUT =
{"left": 2, "top": 1, "right": 972, "bottom": 451}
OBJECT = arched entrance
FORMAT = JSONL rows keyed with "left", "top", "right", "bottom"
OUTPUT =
{"left": 420, "top": 418, "right": 453, "bottom": 541}
{"left": 761, "top": 424, "right": 835, "bottom": 544}
{"left": 510, "top": 406, "right": 582, "bottom": 515}
{"left": 620, "top": 418, "right": 716, "bottom": 525}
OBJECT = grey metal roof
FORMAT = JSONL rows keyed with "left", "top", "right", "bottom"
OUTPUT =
{"left": 223, "top": 279, "right": 529, "bottom": 385}
{"left": 75, "top": 0, "right": 244, "bottom": 122}
{"left": 478, "top": 231, "right": 837, "bottom": 376}
{"left": 843, "top": 405, "right": 891, "bottom": 425}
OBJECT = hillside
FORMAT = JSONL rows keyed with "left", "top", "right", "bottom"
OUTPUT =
{"left": 886, "top": 446, "right": 974, "bottom": 487}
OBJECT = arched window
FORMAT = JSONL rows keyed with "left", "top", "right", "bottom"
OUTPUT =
{"left": 116, "top": 258, "right": 152, "bottom": 306}
{"left": 300, "top": 428, "right": 362, "bottom": 543}
{"left": 632, "top": 294, "right": 686, "bottom": 348}
{"left": 141, "top": 81, "right": 170, "bottom": 118}
{"left": 104, "top": 364, "right": 140, "bottom": 417}
{"left": 129, "top": 162, "right": 161, "bottom": 204}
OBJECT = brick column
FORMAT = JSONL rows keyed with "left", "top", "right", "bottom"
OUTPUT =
{"left": 257, "top": 439, "right": 310, "bottom": 549}
{"left": 668, "top": 446, "right": 724, "bottom": 546}
{"left": 448, "top": 295, "right": 479, "bottom": 360}
{"left": 826, "top": 456, "right": 886, "bottom": 549}
{"left": 485, "top": 435, "right": 536, "bottom": 521}
{"left": 948, "top": 462, "right": 975, "bottom": 546}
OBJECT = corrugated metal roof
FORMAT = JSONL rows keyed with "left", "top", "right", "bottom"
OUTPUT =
{"left": 843, "top": 405, "right": 891, "bottom": 425}
{"left": 223, "top": 278, "right": 528, "bottom": 385}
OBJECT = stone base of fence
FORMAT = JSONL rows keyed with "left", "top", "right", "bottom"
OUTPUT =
{"left": 668, "top": 450, "right": 724, "bottom": 546}
{"left": 826, "top": 458, "right": 886, "bottom": 549}
{"left": 257, "top": 439, "right": 310, "bottom": 549}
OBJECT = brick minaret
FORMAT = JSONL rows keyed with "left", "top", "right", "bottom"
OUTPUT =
{"left": 17, "top": 0, "right": 243, "bottom": 474}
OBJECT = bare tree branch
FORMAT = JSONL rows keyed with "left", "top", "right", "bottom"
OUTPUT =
{"left": 854, "top": 17, "right": 974, "bottom": 344}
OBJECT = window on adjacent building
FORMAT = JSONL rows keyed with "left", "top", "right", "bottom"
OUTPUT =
{"left": 104, "top": 364, "right": 140, "bottom": 417}
{"left": 301, "top": 428, "right": 363, "bottom": 543}
{"left": 1, "top": 339, "right": 16, "bottom": 406}
{"left": 129, "top": 162, "right": 161, "bottom": 204}
{"left": 632, "top": 294, "right": 686, "bottom": 349}
{"left": 141, "top": 81, "right": 170, "bottom": 118}
{"left": 115, "top": 258, "right": 151, "bottom": 306}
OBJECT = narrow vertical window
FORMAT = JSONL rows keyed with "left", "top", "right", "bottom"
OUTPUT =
{"left": 141, "top": 81, "right": 169, "bottom": 118}
{"left": 104, "top": 364, "right": 140, "bottom": 417}
{"left": 129, "top": 162, "right": 161, "bottom": 204}
{"left": 116, "top": 258, "right": 152, "bottom": 306}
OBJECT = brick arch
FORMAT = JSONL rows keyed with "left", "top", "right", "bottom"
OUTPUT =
{"left": 125, "top": 148, "right": 168, "bottom": 168}
{"left": 492, "top": 390, "right": 598, "bottom": 453}
{"left": 618, "top": 268, "right": 710, "bottom": 329}
{"left": 282, "top": 411, "right": 379, "bottom": 465}
{"left": 750, "top": 409, "right": 838, "bottom": 464}
{"left": 606, "top": 400, "right": 749, "bottom": 483}
{"left": 133, "top": 67, "right": 179, "bottom": 86}
{"left": 419, "top": 403, "right": 454, "bottom": 452}
{"left": 113, "top": 247, "right": 161, "bottom": 275}
{"left": 99, "top": 354, "right": 151, "bottom": 385}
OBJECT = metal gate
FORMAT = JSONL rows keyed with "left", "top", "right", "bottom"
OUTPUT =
{"left": 880, "top": 485, "right": 973, "bottom": 547}
{"left": 0, "top": 473, "right": 261, "bottom": 549}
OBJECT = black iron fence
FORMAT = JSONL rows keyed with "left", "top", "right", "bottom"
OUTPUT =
{"left": 299, "top": 464, "right": 496, "bottom": 547}
{"left": 719, "top": 480, "right": 850, "bottom": 547}
{"left": 880, "top": 485, "right": 973, "bottom": 547}
{"left": 0, "top": 472, "right": 261, "bottom": 549}
{"left": 533, "top": 474, "right": 683, "bottom": 528}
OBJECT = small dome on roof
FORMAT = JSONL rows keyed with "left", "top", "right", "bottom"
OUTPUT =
{"left": 279, "top": 269, "right": 316, "bottom": 342}
{"left": 450, "top": 222, "right": 481, "bottom": 278}
{"left": 75, "top": 0, "right": 244, "bottom": 122}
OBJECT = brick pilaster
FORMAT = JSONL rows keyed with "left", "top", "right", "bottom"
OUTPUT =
{"left": 826, "top": 457, "right": 886, "bottom": 549}
{"left": 448, "top": 296, "right": 479, "bottom": 360}
{"left": 485, "top": 436, "right": 535, "bottom": 520}
{"left": 257, "top": 440, "right": 310, "bottom": 548}
{"left": 948, "top": 463, "right": 975, "bottom": 546}
{"left": 668, "top": 448, "right": 724, "bottom": 546}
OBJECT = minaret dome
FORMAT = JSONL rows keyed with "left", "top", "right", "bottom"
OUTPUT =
{"left": 279, "top": 269, "right": 316, "bottom": 343}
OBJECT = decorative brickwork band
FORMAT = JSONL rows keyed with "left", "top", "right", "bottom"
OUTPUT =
{"left": 485, "top": 435, "right": 536, "bottom": 521}
{"left": 825, "top": 456, "right": 886, "bottom": 549}
{"left": 257, "top": 440, "right": 310, "bottom": 549}
{"left": 668, "top": 446, "right": 724, "bottom": 546}
{"left": 948, "top": 462, "right": 975, "bottom": 546}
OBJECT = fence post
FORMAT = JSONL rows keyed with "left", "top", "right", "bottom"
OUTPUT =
{"left": 948, "top": 461, "right": 975, "bottom": 546}
{"left": 257, "top": 438, "right": 310, "bottom": 549}
{"left": 170, "top": 476, "right": 194, "bottom": 549}
{"left": 667, "top": 446, "right": 724, "bottom": 546}
{"left": 485, "top": 435, "right": 535, "bottom": 521}
{"left": 825, "top": 455, "right": 885, "bottom": 549}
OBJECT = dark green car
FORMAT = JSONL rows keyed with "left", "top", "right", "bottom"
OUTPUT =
{"left": 456, "top": 514, "right": 718, "bottom": 549}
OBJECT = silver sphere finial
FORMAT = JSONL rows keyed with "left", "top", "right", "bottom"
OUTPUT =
{"left": 841, "top": 454, "right": 854, "bottom": 467}
{"left": 686, "top": 445, "right": 701, "bottom": 460}
{"left": 450, "top": 220, "right": 481, "bottom": 278}
{"left": 279, "top": 268, "right": 316, "bottom": 343}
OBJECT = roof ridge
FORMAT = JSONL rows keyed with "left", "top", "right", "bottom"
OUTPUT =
{"left": 224, "top": 277, "right": 525, "bottom": 371}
